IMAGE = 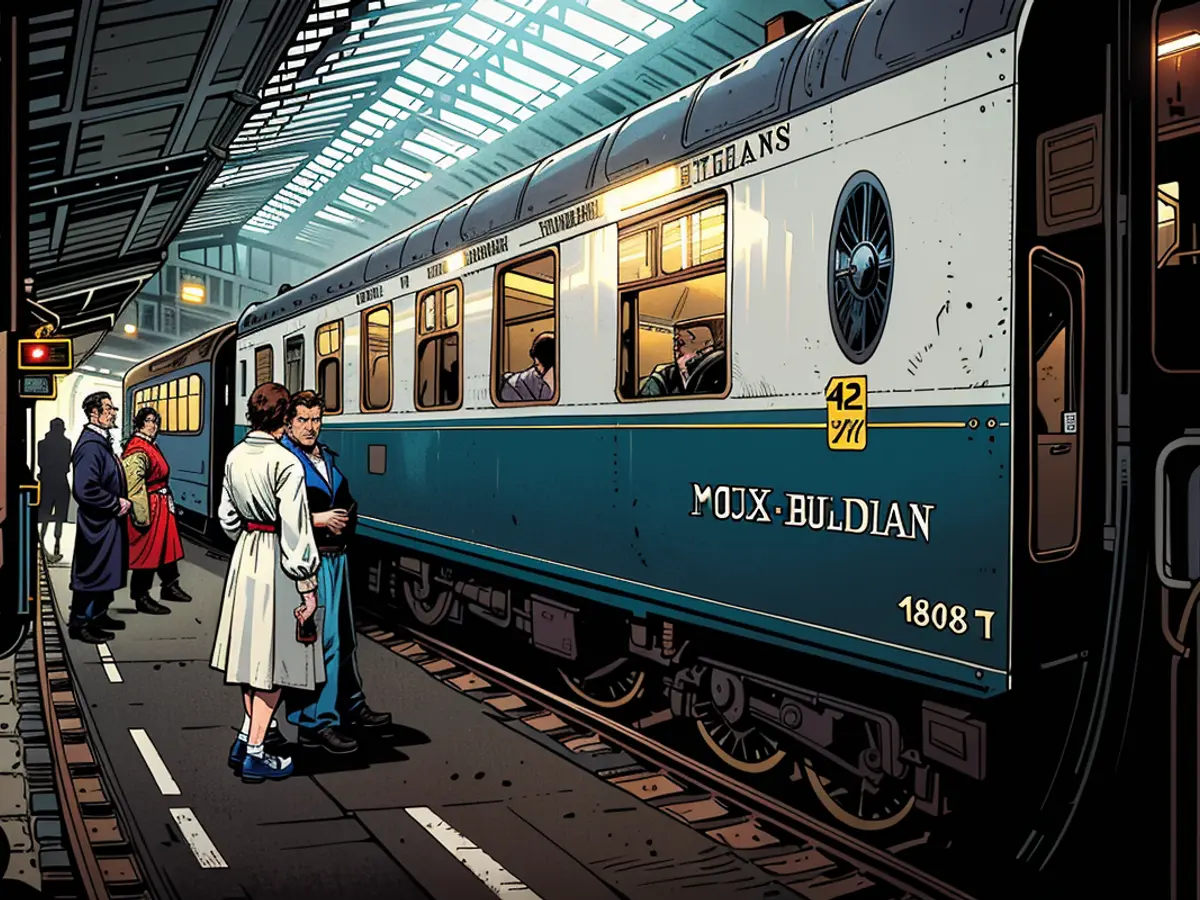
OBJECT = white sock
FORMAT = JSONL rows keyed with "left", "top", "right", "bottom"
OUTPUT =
{"left": 247, "top": 742, "right": 265, "bottom": 758}
{"left": 238, "top": 714, "right": 251, "bottom": 742}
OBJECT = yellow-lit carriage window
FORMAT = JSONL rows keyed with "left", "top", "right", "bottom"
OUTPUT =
{"left": 421, "top": 293, "right": 436, "bottom": 334}
{"left": 361, "top": 304, "right": 392, "bottom": 412}
{"left": 315, "top": 321, "right": 343, "bottom": 414}
{"left": 187, "top": 374, "right": 201, "bottom": 431}
{"left": 619, "top": 229, "right": 653, "bottom": 282}
{"left": 254, "top": 344, "right": 273, "bottom": 386}
{"left": 661, "top": 203, "right": 725, "bottom": 274}
{"left": 444, "top": 285, "right": 459, "bottom": 328}
{"left": 415, "top": 283, "right": 462, "bottom": 411}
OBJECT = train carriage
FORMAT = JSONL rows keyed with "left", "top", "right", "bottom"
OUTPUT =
{"left": 125, "top": 0, "right": 1200, "bottom": 887}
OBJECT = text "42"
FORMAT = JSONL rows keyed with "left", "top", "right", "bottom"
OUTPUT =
{"left": 898, "top": 595, "right": 996, "bottom": 640}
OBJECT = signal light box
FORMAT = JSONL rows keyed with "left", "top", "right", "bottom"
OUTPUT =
{"left": 18, "top": 339, "right": 72, "bottom": 372}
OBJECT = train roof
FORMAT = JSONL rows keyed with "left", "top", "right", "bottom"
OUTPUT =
{"left": 123, "top": 321, "right": 237, "bottom": 389}
{"left": 237, "top": 0, "right": 1025, "bottom": 338}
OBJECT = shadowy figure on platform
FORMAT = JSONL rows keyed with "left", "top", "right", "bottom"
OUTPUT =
{"left": 37, "top": 418, "right": 72, "bottom": 564}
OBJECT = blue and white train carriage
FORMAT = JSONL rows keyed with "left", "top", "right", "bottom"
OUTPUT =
{"left": 129, "top": 0, "right": 1190, "bottom": 877}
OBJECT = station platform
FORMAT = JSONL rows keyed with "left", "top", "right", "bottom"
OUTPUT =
{"left": 40, "top": 530, "right": 809, "bottom": 899}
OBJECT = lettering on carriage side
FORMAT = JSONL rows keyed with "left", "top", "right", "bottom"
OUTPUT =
{"left": 680, "top": 122, "right": 792, "bottom": 188}
{"left": 428, "top": 261, "right": 446, "bottom": 279}
{"left": 356, "top": 285, "right": 385, "bottom": 306}
{"left": 898, "top": 595, "right": 998, "bottom": 640}
{"left": 464, "top": 236, "right": 509, "bottom": 267}
{"left": 689, "top": 483, "right": 935, "bottom": 543}
{"left": 400, "top": 275, "right": 410, "bottom": 289}
{"left": 690, "top": 483, "right": 773, "bottom": 523}
{"left": 538, "top": 198, "right": 602, "bottom": 239}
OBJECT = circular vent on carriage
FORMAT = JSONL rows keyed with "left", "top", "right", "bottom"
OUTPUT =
{"left": 827, "top": 171, "right": 894, "bottom": 365}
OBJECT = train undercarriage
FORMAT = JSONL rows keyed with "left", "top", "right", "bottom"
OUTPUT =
{"left": 363, "top": 545, "right": 992, "bottom": 838}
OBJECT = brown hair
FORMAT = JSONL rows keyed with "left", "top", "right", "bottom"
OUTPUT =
{"left": 285, "top": 390, "right": 325, "bottom": 422}
{"left": 676, "top": 315, "right": 725, "bottom": 350}
{"left": 247, "top": 383, "right": 290, "bottom": 432}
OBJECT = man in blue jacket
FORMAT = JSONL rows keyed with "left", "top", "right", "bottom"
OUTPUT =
{"left": 281, "top": 390, "right": 391, "bottom": 753}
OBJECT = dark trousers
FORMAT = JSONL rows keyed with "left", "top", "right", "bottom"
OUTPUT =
{"left": 130, "top": 561, "right": 181, "bottom": 598}
{"left": 70, "top": 590, "right": 114, "bottom": 627}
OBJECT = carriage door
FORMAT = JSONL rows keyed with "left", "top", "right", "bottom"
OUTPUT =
{"left": 1029, "top": 248, "right": 1085, "bottom": 559}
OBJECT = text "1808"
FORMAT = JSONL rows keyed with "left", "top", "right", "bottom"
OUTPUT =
{"left": 898, "top": 595, "right": 995, "bottom": 640}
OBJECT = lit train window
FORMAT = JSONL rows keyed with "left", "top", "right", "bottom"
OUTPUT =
{"left": 361, "top": 303, "right": 392, "bottom": 412}
{"left": 493, "top": 250, "right": 559, "bottom": 406}
{"left": 284, "top": 334, "right": 304, "bottom": 395}
{"left": 254, "top": 345, "right": 273, "bottom": 388}
{"left": 827, "top": 171, "right": 894, "bottom": 365}
{"left": 615, "top": 193, "right": 728, "bottom": 401}
{"left": 1028, "top": 247, "right": 1085, "bottom": 561}
{"left": 315, "top": 321, "right": 343, "bottom": 414}
{"left": 415, "top": 282, "right": 463, "bottom": 411}
{"left": 135, "top": 375, "right": 202, "bottom": 435}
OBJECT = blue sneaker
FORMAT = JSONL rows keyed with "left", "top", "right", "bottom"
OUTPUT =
{"left": 241, "top": 751, "right": 294, "bottom": 783}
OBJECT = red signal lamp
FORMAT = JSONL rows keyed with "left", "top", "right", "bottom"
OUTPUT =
{"left": 18, "top": 338, "right": 73, "bottom": 372}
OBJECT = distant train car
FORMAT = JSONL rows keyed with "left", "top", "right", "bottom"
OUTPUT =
{"left": 122, "top": 322, "right": 238, "bottom": 541}
{"left": 126, "top": 0, "right": 1189, "bottom": 882}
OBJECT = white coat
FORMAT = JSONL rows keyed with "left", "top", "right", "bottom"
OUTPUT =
{"left": 209, "top": 431, "right": 325, "bottom": 691}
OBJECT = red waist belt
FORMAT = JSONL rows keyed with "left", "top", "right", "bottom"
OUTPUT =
{"left": 246, "top": 522, "right": 277, "bottom": 533}
{"left": 147, "top": 481, "right": 168, "bottom": 492}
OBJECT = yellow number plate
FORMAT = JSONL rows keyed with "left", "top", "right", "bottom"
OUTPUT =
{"left": 825, "top": 376, "right": 867, "bottom": 451}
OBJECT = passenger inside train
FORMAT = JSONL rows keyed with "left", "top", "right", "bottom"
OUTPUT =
{"left": 494, "top": 251, "right": 557, "bottom": 405}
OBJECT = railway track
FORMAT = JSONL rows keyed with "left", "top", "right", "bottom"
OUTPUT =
{"left": 31, "top": 551, "right": 151, "bottom": 900}
{"left": 353, "top": 609, "right": 981, "bottom": 900}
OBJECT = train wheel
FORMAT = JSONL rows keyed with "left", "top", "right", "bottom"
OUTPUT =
{"left": 694, "top": 669, "right": 786, "bottom": 774}
{"left": 801, "top": 726, "right": 916, "bottom": 830}
{"left": 558, "top": 656, "right": 646, "bottom": 709}
{"left": 402, "top": 579, "right": 454, "bottom": 627}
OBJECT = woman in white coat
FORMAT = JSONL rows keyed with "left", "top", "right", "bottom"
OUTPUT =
{"left": 211, "top": 382, "right": 323, "bottom": 783}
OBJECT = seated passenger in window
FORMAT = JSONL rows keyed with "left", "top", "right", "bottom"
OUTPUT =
{"left": 638, "top": 316, "right": 726, "bottom": 397}
{"left": 499, "top": 332, "right": 554, "bottom": 402}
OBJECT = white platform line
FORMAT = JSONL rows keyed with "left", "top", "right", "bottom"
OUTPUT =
{"left": 405, "top": 806, "right": 542, "bottom": 897}
{"left": 96, "top": 642, "right": 122, "bottom": 683}
{"left": 169, "top": 808, "right": 228, "bottom": 869}
{"left": 130, "top": 729, "right": 181, "bottom": 796}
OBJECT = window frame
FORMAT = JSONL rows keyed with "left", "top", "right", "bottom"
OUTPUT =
{"left": 314, "top": 320, "right": 344, "bottom": 415}
{"left": 253, "top": 344, "right": 273, "bottom": 388}
{"left": 414, "top": 279, "right": 465, "bottom": 412}
{"left": 1027, "top": 245, "right": 1086, "bottom": 563}
{"left": 613, "top": 190, "right": 731, "bottom": 404}
{"left": 359, "top": 301, "right": 394, "bottom": 413}
{"left": 491, "top": 247, "right": 561, "bottom": 408}
{"left": 284, "top": 332, "right": 305, "bottom": 396}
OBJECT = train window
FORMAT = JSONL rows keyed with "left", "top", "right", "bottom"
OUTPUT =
{"left": 619, "top": 229, "right": 654, "bottom": 282}
{"left": 415, "top": 282, "right": 463, "bottom": 411}
{"left": 136, "top": 375, "right": 203, "bottom": 435}
{"left": 661, "top": 203, "right": 725, "bottom": 274}
{"left": 615, "top": 193, "right": 729, "bottom": 401}
{"left": 493, "top": 250, "right": 559, "bottom": 406}
{"left": 361, "top": 303, "right": 392, "bottom": 412}
{"left": 315, "top": 321, "right": 343, "bottom": 414}
{"left": 284, "top": 334, "right": 304, "bottom": 395}
{"left": 239, "top": 360, "right": 246, "bottom": 398}
{"left": 254, "top": 345, "right": 273, "bottom": 388}
{"left": 1029, "top": 247, "right": 1085, "bottom": 560}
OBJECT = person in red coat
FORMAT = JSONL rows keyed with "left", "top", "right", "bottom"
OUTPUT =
{"left": 122, "top": 407, "right": 191, "bottom": 614}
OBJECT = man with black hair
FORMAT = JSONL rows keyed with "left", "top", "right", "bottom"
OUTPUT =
{"left": 499, "top": 331, "right": 555, "bottom": 402}
{"left": 69, "top": 392, "right": 132, "bottom": 644}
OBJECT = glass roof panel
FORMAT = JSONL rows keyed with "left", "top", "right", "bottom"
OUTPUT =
{"left": 225, "top": 0, "right": 706, "bottom": 238}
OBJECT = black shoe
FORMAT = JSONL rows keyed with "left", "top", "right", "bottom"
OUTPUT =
{"left": 46, "top": 552, "right": 63, "bottom": 564}
{"left": 135, "top": 595, "right": 171, "bottom": 615}
{"left": 92, "top": 613, "right": 126, "bottom": 631}
{"left": 69, "top": 623, "right": 114, "bottom": 644}
{"left": 161, "top": 582, "right": 192, "bottom": 603}
{"left": 347, "top": 706, "right": 392, "bottom": 729}
{"left": 298, "top": 726, "right": 358, "bottom": 754}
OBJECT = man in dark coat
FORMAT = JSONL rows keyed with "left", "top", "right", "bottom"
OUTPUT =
{"left": 69, "top": 391, "right": 133, "bottom": 644}
{"left": 37, "top": 417, "right": 72, "bottom": 564}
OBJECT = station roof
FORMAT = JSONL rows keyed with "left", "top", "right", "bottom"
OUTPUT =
{"left": 20, "top": 0, "right": 311, "bottom": 361}
{"left": 181, "top": 0, "right": 853, "bottom": 259}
